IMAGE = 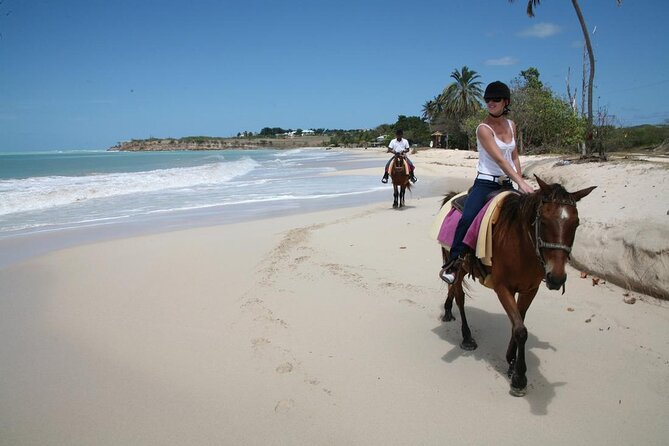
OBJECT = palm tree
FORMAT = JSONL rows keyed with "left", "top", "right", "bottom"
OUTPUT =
{"left": 509, "top": 0, "right": 623, "bottom": 154}
{"left": 441, "top": 66, "right": 483, "bottom": 117}
{"left": 421, "top": 100, "right": 435, "bottom": 122}
{"left": 421, "top": 96, "right": 445, "bottom": 122}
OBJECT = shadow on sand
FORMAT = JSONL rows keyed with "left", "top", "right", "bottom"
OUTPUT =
{"left": 391, "top": 205, "right": 416, "bottom": 211}
{"left": 432, "top": 306, "right": 565, "bottom": 415}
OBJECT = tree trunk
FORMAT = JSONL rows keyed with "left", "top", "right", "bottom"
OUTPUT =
{"left": 572, "top": 0, "right": 595, "bottom": 154}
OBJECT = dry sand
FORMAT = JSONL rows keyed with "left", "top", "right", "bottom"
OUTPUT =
{"left": 1, "top": 148, "right": 668, "bottom": 445}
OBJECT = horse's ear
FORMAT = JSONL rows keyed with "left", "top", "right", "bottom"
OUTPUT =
{"left": 534, "top": 174, "right": 550, "bottom": 192}
{"left": 570, "top": 185, "right": 597, "bottom": 202}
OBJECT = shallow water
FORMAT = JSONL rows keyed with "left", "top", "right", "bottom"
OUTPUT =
{"left": 0, "top": 148, "right": 393, "bottom": 267}
{"left": 0, "top": 148, "right": 384, "bottom": 236}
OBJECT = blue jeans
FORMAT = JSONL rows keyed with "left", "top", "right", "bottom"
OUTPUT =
{"left": 448, "top": 179, "right": 513, "bottom": 262}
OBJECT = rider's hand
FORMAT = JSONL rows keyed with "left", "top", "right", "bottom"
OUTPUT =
{"left": 518, "top": 180, "right": 534, "bottom": 194}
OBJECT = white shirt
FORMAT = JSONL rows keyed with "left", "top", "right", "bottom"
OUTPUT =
{"left": 388, "top": 138, "right": 410, "bottom": 154}
{"left": 476, "top": 120, "right": 517, "bottom": 176}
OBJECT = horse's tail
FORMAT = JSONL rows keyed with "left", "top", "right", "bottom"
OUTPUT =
{"left": 440, "top": 192, "right": 458, "bottom": 208}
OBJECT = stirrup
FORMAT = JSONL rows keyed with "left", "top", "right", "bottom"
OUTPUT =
{"left": 410, "top": 175, "right": 417, "bottom": 183}
{"left": 381, "top": 174, "right": 389, "bottom": 183}
{"left": 439, "top": 268, "right": 456, "bottom": 284}
{"left": 439, "top": 258, "right": 459, "bottom": 284}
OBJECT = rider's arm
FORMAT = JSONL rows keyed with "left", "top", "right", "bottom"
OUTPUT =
{"left": 511, "top": 147, "right": 522, "bottom": 177}
{"left": 477, "top": 126, "right": 533, "bottom": 194}
{"left": 510, "top": 122, "right": 523, "bottom": 175}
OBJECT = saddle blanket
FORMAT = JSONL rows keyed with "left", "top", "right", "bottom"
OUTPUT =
{"left": 429, "top": 191, "right": 514, "bottom": 266}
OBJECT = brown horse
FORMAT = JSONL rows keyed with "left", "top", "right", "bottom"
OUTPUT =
{"left": 440, "top": 175, "right": 596, "bottom": 396}
{"left": 390, "top": 154, "right": 411, "bottom": 208}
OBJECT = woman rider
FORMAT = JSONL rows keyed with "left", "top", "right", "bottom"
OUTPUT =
{"left": 439, "top": 81, "right": 534, "bottom": 284}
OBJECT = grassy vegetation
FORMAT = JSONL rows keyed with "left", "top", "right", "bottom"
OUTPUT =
{"left": 605, "top": 124, "right": 669, "bottom": 151}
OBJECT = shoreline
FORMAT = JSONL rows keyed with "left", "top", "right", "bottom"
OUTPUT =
{"left": 0, "top": 148, "right": 387, "bottom": 268}
{"left": 0, "top": 148, "right": 669, "bottom": 299}
{"left": 4, "top": 146, "right": 668, "bottom": 299}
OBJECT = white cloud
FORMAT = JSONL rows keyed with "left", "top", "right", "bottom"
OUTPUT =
{"left": 485, "top": 56, "right": 518, "bottom": 66}
{"left": 518, "top": 22, "right": 561, "bottom": 38}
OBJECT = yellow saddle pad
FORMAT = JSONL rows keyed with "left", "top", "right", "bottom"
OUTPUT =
{"left": 475, "top": 191, "right": 514, "bottom": 267}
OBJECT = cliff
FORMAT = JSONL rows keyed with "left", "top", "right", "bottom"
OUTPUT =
{"left": 109, "top": 135, "right": 329, "bottom": 151}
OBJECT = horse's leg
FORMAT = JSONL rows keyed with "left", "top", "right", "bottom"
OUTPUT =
{"left": 441, "top": 247, "right": 456, "bottom": 322}
{"left": 392, "top": 184, "right": 399, "bottom": 208}
{"left": 400, "top": 184, "right": 405, "bottom": 208}
{"left": 442, "top": 288, "right": 456, "bottom": 322}
{"left": 454, "top": 274, "right": 477, "bottom": 350}
{"left": 505, "top": 289, "right": 538, "bottom": 381}
{"left": 495, "top": 285, "right": 527, "bottom": 396}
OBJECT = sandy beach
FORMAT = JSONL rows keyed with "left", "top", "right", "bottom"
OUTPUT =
{"left": 1, "top": 148, "right": 668, "bottom": 445}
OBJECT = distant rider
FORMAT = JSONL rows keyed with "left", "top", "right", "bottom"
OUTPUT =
{"left": 382, "top": 129, "right": 417, "bottom": 184}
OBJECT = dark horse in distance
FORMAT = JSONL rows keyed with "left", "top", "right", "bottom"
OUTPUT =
{"left": 389, "top": 153, "right": 411, "bottom": 208}
{"left": 440, "top": 175, "right": 595, "bottom": 396}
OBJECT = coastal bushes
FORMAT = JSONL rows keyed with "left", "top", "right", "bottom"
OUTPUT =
{"left": 423, "top": 66, "right": 659, "bottom": 155}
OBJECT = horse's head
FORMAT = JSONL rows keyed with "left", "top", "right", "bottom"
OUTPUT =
{"left": 534, "top": 175, "right": 596, "bottom": 291}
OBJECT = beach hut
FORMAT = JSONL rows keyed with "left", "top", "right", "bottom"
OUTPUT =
{"left": 431, "top": 131, "right": 447, "bottom": 149}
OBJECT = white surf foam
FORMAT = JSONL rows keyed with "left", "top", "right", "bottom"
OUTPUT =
{"left": 0, "top": 157, "right": 259, "bottom": 216}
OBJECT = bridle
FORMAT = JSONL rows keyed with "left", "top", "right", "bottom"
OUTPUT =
{"left": 530, "top": 196, "right": 577, "bottom": 274}
{"left": 529, "top": 196, "right": 577, "bottom": 294}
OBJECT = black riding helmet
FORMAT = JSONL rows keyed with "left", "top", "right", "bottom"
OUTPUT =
{"left": 484, "top": 81, "right": 511, "bottom": 104}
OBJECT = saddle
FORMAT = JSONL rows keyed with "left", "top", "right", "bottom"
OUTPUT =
{"left": 430, "top": 190, "right": 517, "bottom": 288}
{"left": 388, "top": 155, "right": 409, "bottom": 175}
{"left": 450, "top": 188, "right": 512, "bottom": 213}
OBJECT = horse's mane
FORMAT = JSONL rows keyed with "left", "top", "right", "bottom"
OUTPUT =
{"left": 495, "top": 183, "right": 572, "bottom": 240}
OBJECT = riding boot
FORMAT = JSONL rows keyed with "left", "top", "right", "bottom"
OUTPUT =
{"left": 410, "top": 173, "right": 418, "bottom": 183}
{"left": 381, "top": 172, "right": 389, "bottom": 183}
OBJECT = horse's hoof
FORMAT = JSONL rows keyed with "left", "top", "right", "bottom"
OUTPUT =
{"left": 509, "top": 385, "right": 527, "bottom": 397}
{"left": 460, "top": 338, "right": 477, "bottom": 351}
{"left": 511, "top": 373, "right": 527, "bottom": 393}
{"left": 441, "top": 313, "right": 455, "bottom": 322}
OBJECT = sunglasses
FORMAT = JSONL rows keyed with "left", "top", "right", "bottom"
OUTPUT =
{"left": 485, "top": 97, "right": 504, "bottom": 103}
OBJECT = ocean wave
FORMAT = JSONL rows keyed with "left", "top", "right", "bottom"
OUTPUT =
{"left": 0, "top": 157, "right": 259, "bottom": 216}
{"left": 273, "top": 149, "right": 303, "bottom": 157}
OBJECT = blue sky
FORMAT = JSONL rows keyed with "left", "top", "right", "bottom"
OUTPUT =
{"left": 1, "top": 0, "right": 667, "bottom": 151}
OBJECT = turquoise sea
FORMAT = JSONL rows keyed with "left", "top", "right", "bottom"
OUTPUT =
{"left": 0, "top": 148, "right": 384, "bottom": 242}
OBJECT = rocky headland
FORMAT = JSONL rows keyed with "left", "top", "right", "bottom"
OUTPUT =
{"left": 109, "top": 135, "right": 330, "bottom": 151}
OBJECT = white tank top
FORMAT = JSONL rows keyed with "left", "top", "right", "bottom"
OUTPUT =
{"left": 476, "top": 119, "right": 517, "bottom": 176}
